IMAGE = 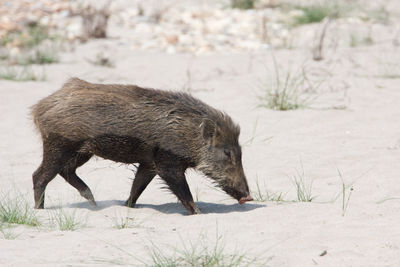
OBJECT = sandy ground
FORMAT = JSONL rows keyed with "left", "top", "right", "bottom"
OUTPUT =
{"left": 1, "top": 1, "right": 400, "bottom": 267}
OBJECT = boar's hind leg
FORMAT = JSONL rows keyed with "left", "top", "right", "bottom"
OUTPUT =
{"left": 33, "top": 160, "right": 59, "bottom": 209}
{"left": 125, "top": 163, "right": 156, "bottom": 208}
{"left": 59, "top": 153, "right": 96, "bottom": 206}
{"left": 33, "top": 135, "right": 75, "bottom": 209}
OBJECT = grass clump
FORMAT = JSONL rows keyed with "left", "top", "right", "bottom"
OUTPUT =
{"left": 259, "top": 56, "right": 317, "bottom": 111}
{"left": 0, "top": 193, "right": 40, "bottom": 227}
{"left": 1, "top": 24, "right": 51, "bottom": 49}
{"left": 231, "top": 0, "right": 256, "bottom": 10}
{"left": 291, "top": 2, "right": 349, "bottom": 26}
{"left": 0, "top": 24, "right": 61, "bottom": 67}
{"left": 18, "top": 47, "right": 59, "bottom": 65}
{"left": 291, "top": 165, "right": 314, "bottom": 202}
{"left": 147, "top": 234, "right": 260, "bottom": 266}
{"left": 95, "top": 229, "right": 263, "bottom": 266}
{"left": 296, "top": 5, "right": 330, "bottom": 24}
{"left": 113, "top": 210, "right": 140, "bottom": 229}
{"left": 49, "top": 209, "right": 84, "bottom": 231}
{"left": 0, "top": 66, "right": 46, "bottom": 81}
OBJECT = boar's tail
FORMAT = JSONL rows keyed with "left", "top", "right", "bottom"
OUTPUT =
{"left": 31, "top": 101, "right": 41, "bottom": 130}
{"left": 30, "top": 102, "right": 46, "bottom": 137}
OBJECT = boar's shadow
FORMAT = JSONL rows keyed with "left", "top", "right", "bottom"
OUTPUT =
{"left": 67, "top": 200, "right": 263, "bottom": 214}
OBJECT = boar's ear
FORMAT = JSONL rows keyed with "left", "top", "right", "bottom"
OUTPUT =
{"left": 200, "top": 119, "right": 217, "bottom": 140}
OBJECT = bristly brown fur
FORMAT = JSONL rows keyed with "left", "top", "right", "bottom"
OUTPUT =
{"left": 31, "top": 78, "right": 250, "bottom": 214}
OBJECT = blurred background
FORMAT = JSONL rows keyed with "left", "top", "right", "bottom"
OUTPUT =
{"left": 0, "top": 0, "right": 398, "bottom": 66}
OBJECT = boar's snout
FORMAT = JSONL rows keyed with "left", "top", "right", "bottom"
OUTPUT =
{"left": 238, "top": 195, "right": 253, "bottom": 204}
{"left": 230, "top": 181, "right": 252, "bottom": 204}
{"left": 220, "top": 173, "right": 252, "bottom": 205}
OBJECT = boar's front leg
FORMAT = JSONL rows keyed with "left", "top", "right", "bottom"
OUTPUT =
{"left": 156, "top": 167, "right": 200, "bottom": 215}
{"left": 154, "top": 150, "right": 200, "bottom": 215}
{"left": 125, "top": 163, "right": 156, "bottom": 207}
{"left": 162, "top": 173, "right": 201, "bottom": 215}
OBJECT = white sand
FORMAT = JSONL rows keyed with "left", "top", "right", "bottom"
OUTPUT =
{"left": 1, "top": 2, "right": 400, "bottom": 266}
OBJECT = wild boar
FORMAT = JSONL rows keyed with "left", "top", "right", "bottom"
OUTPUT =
{"left": 31, "top": 78, "right": 252, "bottom": 214}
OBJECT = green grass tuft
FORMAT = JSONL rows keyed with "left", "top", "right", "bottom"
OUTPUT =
{"left": 94, "top": 229, "right": 264, "bottom": 266}
{"left": 231, "top": 0, "right": 256, "bottom": 10}
{"left": 18, "top": 47, "right": 59, "bottom": 65}
{"left": 291, "top": 165, "right": 314, "bottom": 202}
{"left": 1, "top": 24, "right": 61, "bottom": 67}
{"left": 291, "top": 1, "right": 350, "bottom": 26}
{"left": 49, "top": 209, "right": 84, "bottom": 231}
{"left": 253, "top": 177, "right": 285, "bottom": 202}
{"left": 296, "top": 5, "right": 331, "bottom": 24}
{"left": 1, "top": 25, "right": 51, "bottom": 49}
{"left": 147, "top": 234, "right": 260, "bottom": 267}
{"left": 338, "top": 169, "right": 353, "bottom": 216}
{"left": 0, "top": 193, "right": 40, "bottom": 227}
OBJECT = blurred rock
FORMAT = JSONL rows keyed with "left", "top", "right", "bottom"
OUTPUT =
{"left": 165, "top": 34, "right": 179, "bottom": 45}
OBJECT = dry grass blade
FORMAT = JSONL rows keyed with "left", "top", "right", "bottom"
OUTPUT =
{"left": 312, "top": 17, "right": 331, "bottom": 61}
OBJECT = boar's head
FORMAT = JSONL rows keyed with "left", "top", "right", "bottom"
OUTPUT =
{"left": 198, "top": 118, "right": 253, "bottom": 204}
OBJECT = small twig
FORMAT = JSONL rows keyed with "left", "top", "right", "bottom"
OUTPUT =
{"left": 261, "top": 15, "right": 268, "bottom": 43}
{"left": 392, "top": 26, "right": 400, "bottom": 46}
{"left": 313, "top": 18, "right": 331, "bottom": 61}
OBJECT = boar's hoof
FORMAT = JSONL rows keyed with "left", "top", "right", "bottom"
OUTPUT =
{"left": 34, "top": 204, "right": 44, "bottom": 209}
{"left": 189, "top": 206, "right": 201, "bottom": 215}
{"left": 88, "top": 199, "right": 97, "bottom": 207}
{"left": 80, "top": 190, "right": 97, "bottom": 206}
{"left": 125, "top": 200, "right": 136, "bottom": 208}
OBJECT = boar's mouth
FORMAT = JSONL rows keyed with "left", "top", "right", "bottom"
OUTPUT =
{"left": 238, "top": 195, "right": 253, "bottom": 204}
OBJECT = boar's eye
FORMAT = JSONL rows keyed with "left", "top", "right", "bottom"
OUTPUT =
{"left": 223, "top": 149, "right": 231, "bottom": 158}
